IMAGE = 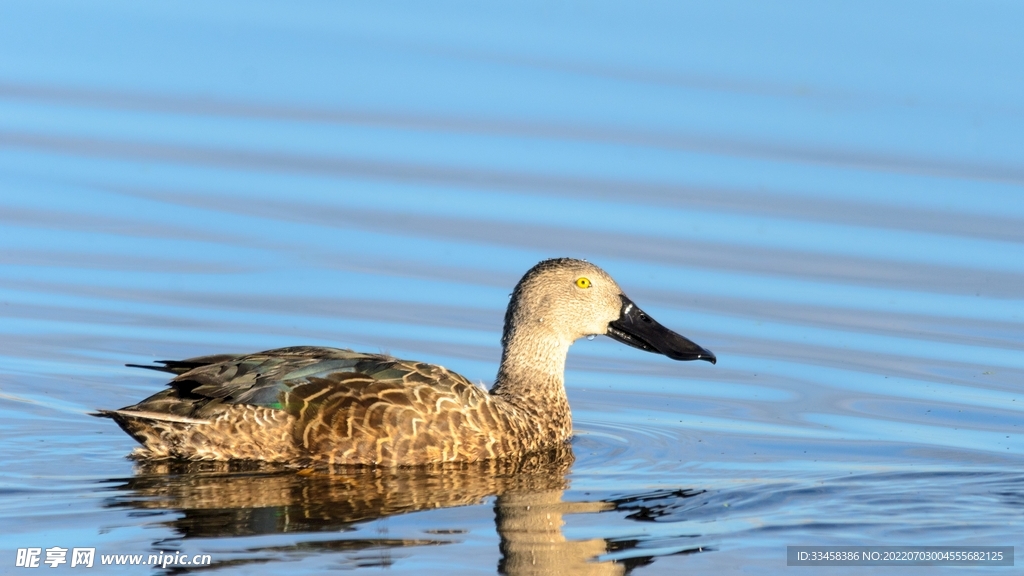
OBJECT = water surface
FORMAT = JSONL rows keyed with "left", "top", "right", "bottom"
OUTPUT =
{"left": 1, "top": 1, "right": 1022, "bottom": 573}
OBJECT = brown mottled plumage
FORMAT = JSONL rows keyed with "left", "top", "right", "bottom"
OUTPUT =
{"left": 97, "top": 258, "right": 715, "bottom": 466}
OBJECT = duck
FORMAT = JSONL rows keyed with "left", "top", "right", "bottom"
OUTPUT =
{"left": 96, "top": 258, "right": 716, "bottom": 466}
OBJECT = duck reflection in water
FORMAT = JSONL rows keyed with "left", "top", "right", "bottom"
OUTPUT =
{"left": 107, "top": 445, "right": 707, "bottom": 574}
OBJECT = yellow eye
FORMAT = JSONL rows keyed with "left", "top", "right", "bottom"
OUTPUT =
{"left": 575, "top": 277, "right": 592, "bottom": 289}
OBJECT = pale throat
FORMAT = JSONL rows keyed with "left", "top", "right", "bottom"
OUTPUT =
{"left": 490, "top": 328, "right": 574, "bottom": 402}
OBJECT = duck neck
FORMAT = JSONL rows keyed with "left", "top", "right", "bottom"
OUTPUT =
{"left": 490, "top": 327, "right": 573, "bottom": 437}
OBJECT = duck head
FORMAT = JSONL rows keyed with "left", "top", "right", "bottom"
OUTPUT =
{"left": 503, "top": 258, "right": 716, "bottom": 364}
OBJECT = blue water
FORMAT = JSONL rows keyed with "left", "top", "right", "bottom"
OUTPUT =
{"left": 1, "top": 1, "right": 1022, "bottom": 573}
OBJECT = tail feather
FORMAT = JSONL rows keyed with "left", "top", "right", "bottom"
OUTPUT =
{"left": 126, "top": 354, "right": 242, "bottom": 375}
{"left": 125, "top": 362, "right": 180, "bottom": 374}
{"left": 92, "top": 408, "right": 210, "bottom": 425}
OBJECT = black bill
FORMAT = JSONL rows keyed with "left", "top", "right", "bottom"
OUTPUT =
{"left": 606, "top": 295, "right": 716, "bottom": 364}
